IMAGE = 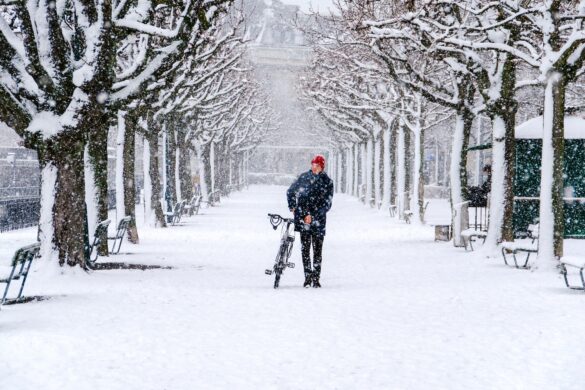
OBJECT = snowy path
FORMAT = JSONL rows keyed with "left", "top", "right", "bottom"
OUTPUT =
{"left": 1, "top": 185, "right": 585, "bottom": 390}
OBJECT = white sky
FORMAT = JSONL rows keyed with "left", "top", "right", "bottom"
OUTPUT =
{"left": 283, "top": 0, "right": 337, "bottom": 13}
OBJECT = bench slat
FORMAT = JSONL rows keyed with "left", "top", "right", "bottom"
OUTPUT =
{"left": 560, "top": 257, "right": 585, "bottom": 269}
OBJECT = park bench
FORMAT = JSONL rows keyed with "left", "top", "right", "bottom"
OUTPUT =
{"left": 223, "top": 185, "right": 233, "bottom": 197}
{"left": 559, "top": 256, "right": 585, "bottom": 290}
{"left": 109, "top": 216, "right": 132, "bottom": 254}
{"left": 164, "top": 201, "right": 185, "bottom": 226}
{"left": 212, "top": 190, "right": 221, "bottom": 205}
{"left": 205, "top": 190, "right": 221, "bottom": 207}
{"left": 87, "top": 219, "right": 111, "bottom": 266}
{"left": 1, "top": 242, "right": 41, "bottom": 306}
{"left": 500, "top": 223, "right": 539, "bottom": 269}
{"left": 403, "top": 201, "right": 429, "bottom": 224}
{"left": 459, "top": 203, "right": 490, "bottom": 251}
{"left": 183, "top": 195, "right": 202, "bottom": 216}
{"left": 461, "top": 228, "right": 488, "bottom": 251}
{"left": 389, "top": 204, "right": 397, "bottom": 217}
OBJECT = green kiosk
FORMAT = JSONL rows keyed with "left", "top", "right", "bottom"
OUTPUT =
{"left": 514, "top": 116, "right": 585, "bottom": 237}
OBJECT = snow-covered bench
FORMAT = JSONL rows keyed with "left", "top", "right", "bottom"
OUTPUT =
{"left": 1, "top": 242, "right": 41, "bottom": 306}
{"left": 86, "top": 217, "right": 132, "bottom": 269}
{"left": 461, "top": 228, "right": 487, "bottom": 251}
{"left": 208, "top": 190, "right": 221, "bottom": 206}
{"left": 164, "top": 201, "right": 185, "bottom": 226}
{"left": 500, "top": 223, "right": 539, "bottom": 269}
{"left": 183, "top": 195, "right": 202, "bottom": 216}
{"left": 559, "top": 256, "right": 585, "bottom": 290}
{"left": 109, "top": 216, "right": 132, "bottom": 254}
{"left": 87, "top": 219, "right": 111, "bottom": 267}
{"left": 389, "top": 204, "right": 397, "bottom": 217}
{"left": 403, "top": 202, "right": 429, "bottom": 224}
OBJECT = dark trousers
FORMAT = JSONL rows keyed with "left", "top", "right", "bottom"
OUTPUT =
{"left": 300, "top": 231, "right": 324, "bottom": 279}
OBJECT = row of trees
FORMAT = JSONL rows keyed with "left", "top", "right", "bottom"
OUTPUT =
{"left": 0, "top": 0, "right": 275, "bottom": 267}
{"left": 300, "top": 0, "right": 585, "bottom": 268}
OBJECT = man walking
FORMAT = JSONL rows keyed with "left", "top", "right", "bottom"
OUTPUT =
{"left": 287, "top": 155, "right": 333, "bottom": 288}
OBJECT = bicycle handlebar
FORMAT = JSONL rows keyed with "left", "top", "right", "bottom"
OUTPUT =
{"left": 267, "top": 213, "right": 294, "bottom": 230}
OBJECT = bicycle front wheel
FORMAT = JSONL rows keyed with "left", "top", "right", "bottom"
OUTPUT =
{"left": 273, "top": 244, "right": 287, "bottom": 289}
{"left": 274, "top": 267, "right": 282, "bottom": 288}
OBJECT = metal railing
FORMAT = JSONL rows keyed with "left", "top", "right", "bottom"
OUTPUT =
{"left": 0, "top": 187, "right": 40, "bottom": 200}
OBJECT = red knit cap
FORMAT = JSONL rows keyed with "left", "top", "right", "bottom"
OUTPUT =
{"left": 311, "top": 155, "right": 325, "bottom": 169}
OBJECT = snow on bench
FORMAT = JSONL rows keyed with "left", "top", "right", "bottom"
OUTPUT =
{"left": 183, "top": 195, "right": 202, "bottom": 216}
{"left": 500, "top": 240, "right": 538, "bottom": 252}
{"left": 87, "top": 219, "right": 111, "bottom": 269}
{"left": 164, "top": 201, "right": 185, "bottom": 226}
{"left": 461, "top": 228, "right": 487, "bottom": 251}
{"left": 108, "top": 216, "right": 132, "bottom": 253}
{"left": 560, "top": 256, "right": 585, "bottom": 291}
{"left": 500, "top": 224, "right": 539, "bottom": 269}
{"left": 1, "top": 243, "right": 41, "bottom": 306}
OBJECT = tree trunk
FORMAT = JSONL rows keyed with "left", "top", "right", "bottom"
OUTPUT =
{"left": 147, "top": 131, "right": 167, "bottom": 227}
{"left": 390, "top": 119, "right": 398, "bottom": 207}
{"left": 116, "top": 111, "right": 126, "bottom": 222}
{"left": 412, "top": 124, "right": 425, "bottom": 224}
{"left": 337, "top": 152, "right": 343, "bottom": 194}
{"left": 536, "top": 72, "right": 565, "bottom": 265}
{"left": 87, "top": 118, "right": 109, "bottom": 256}
{"left": 345, "top": 147, "right": 352, "bottom": 195}
{"left": 397, "top": 121, "right": 406, "bottom": 218}
{"left": 124, "top": 115, "right": 139, "bottom": 244}
{"left": 404, "top": 124, "right": 412, "bottom": 212}
{"left": 175, "top": 144, "right": 182, "bottom": 203}
{"left": 50, "top": 133, "right": 89, "bottom": 266}
{"left": 210, "top": 142, "right": 216, "bottom": 195}
{"left": 195, "top": 142, "right": 211, "bottom": 202}
{"left": 178, "top": 141, "right": 193, "bottom": 202}
{"left": 165, "top": 122, "right": 177, "bottom": 207}
{"left": 374, "top": 135, "right": 381, "bottom": 208}
{"left": 382, "top": 124, "right": 391, "bottom": 209}
{"left": 360, "top": 142, "right": 367, "bottom": 204}
{"left": 483, "top": 112, "right": 515, "bottom": 252}
{"left": 353, "top": 144, "right": 359, "bottom": 197}
{"left": 451, "top": 109, "right": 473, "bottom": 247}
{"left": 366, "top": 138, "right": 373, "bottom": 207}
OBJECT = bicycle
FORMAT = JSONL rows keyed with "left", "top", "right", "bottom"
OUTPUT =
{"left": 265, "top": 213, "right": 296, "bottom": 288}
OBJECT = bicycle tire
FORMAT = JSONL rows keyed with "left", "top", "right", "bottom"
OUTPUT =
{"left": 273, "top": 243, "right": 287, "bottom": 288}
{"left": 274, "top": 267, "right": 282, "bottom": 288}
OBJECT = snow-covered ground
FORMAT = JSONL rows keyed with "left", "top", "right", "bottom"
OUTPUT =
{"left": 1, "top": 185, "right": 585, "bottom": 390}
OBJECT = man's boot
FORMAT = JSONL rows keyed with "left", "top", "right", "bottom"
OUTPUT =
{"left": 312, "top": 275, "right": 321, "bottom": 288}
{"left": 303, "top": 274, "right": 312, "bottom": 288}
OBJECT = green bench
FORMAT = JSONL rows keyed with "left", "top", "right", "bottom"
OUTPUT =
{"left": 209, "top": 190, "right": 221, "bottom": 206}
{"left": 1, "top": 243, "right": 41, "bottom": 306}
{"left": 560, "top": 257, "right": 585, "bottom": 290}
{"left": 183, "top": 195, "right": 202, "bottom": 216}
{"left": 86, "top": 216, "right": 132, "bottom": 269}
{"left": 109, "top": 216, "right": 132, "bottom": 254}
{"left": 164, "top": 201, "right": 185, "bottom": 226}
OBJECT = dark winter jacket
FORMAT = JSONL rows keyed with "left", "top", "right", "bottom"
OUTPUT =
{"left": 287, "top": 170, "right": 334, "bottom": 236}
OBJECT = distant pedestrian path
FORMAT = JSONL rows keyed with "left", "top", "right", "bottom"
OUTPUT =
{"left": 1, "top": 185, "right": 584, "bottom": 390}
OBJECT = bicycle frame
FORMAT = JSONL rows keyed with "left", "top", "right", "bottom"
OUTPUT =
{"left": 265, "top": 213, "right": 296, "bottom": 288}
